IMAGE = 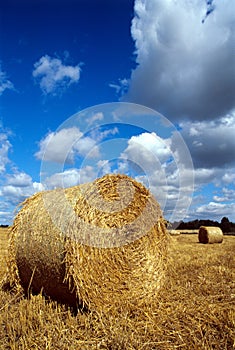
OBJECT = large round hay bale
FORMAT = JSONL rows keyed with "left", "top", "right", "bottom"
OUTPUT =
{"left": 198, "top": 226, "right": 223, "bottom": 244}
{"left": 8, "top": 174, "right": 168, "bottom": 310}
{"left": 0, "top": 227, "right": 9, "bottom": 282}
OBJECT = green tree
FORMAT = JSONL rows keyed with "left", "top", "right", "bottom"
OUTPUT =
{"left": 220, "top": 217, "right": 231, "bottom": 233}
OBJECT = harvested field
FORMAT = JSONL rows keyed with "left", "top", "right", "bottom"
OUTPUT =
{"left": 0, "top": 230, "right": 234, "bottom": 349}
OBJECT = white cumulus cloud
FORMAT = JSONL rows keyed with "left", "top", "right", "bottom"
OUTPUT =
{"left": 44, "top": 166, "right": 96, "bottom": 189}
{"left": 1, "top": 173, "right": 44, "bottom": 207}
{"left": 32, "top": 54, "right": 81, "bottom": 95}
{"left": 119, "top": 131, "right": 194, "bottom": 222}
{"left": 196, "top": 201, "right": 235, "bottom": 219}
{"left": 121, "top": 132, "right": 171, "bottom": 172}
{"left": 125, "top": 0, "right": 235, "bottom": 121}
{"left": 179, "top": 114, "right": 235, "bottom": 168}
{"left": 35, "top": 127, "right": 100, "bottom": 164}
{"left": 0, "top": 132, "right": 12, "bottom": 174}
{"left": 213, "top": 188, "right": 235, "bottom": 203}
{"left": 6, "top": 172, "right": 32, "bottom": 187}
{"left": 0, "top": 66, "right": 14, "bottom": 95}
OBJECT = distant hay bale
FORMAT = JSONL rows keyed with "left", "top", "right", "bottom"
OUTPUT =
{"left": 8, "top": 174, "right": 168, "bottom": 310}
{"left": 178, "top": 229, "right": 199, "bottom": 235}
{"left": 198, "top": 226, "right": 223, "bottom": 244}
{"left": 169, "top": 230, "right": 181, "bottom": 236}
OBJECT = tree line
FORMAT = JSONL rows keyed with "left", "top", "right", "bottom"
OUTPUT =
{"left": 171, "top": 217, "right": 235, "bottom": 234}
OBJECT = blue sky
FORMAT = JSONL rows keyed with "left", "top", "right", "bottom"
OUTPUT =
{"left": 0, "top": 0, "right": 235, "bottom": 225}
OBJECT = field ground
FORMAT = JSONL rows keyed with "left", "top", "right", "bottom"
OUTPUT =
{"left": 0, "top": 228, "right": 234, "bottom": 349}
